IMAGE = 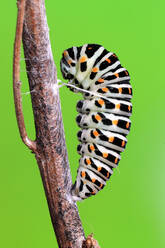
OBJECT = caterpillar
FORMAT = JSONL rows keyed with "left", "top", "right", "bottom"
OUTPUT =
{"left": 60, "top": 44, "right": 132, "bottom": 201}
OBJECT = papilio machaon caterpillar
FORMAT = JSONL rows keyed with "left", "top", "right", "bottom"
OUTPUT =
{"left": 60, "top": 44, "right": 132, "bottom": 201}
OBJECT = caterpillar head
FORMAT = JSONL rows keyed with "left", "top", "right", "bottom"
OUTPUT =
{"left": 60, "top": 58, "right": 73, "bottom": 80}
{"left": 60, "top": 49, "right": 81, "bottom": 92}
{"left": 60, "top": 49, "right": 77, "bottom": 80}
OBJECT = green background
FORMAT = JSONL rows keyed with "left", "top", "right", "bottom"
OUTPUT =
{"left": 1, "top": 0, "right": 164, "bottom": 247}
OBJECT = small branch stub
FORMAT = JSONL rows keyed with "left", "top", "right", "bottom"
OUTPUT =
{"left": 83, "top": 234, "right": 101, "bottom": 248}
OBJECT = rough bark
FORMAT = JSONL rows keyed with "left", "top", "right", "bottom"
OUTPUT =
{"left": 13, "top": 0, "right": 100, "bottom": 247}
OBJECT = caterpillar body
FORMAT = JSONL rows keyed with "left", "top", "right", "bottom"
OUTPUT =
{"left": 60, "top": 44, "right": 132, "bottom": 201}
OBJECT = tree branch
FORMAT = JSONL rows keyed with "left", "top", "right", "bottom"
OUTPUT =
{"left": 13, "top": 0, "right": 100, "bottom": 247}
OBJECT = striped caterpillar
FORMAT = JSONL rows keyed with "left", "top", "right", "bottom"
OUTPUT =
{"left": 60, "top": 44, "right": 132, "bottom": 201}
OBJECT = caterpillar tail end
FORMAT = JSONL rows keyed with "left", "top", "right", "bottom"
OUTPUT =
{"left": 71, "top": 184, "right": 82, "bottom": 202}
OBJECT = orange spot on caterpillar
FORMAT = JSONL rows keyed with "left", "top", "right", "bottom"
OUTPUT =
{"left": 93, "top": 130, "right": 99, "bottom": 137}
{"left": 126, "top": 122, "right": 130, "bottom": 129}
{"left": 107, "top": 172, "right": 110, "bottom": 178}
{"left": 67, "top": 59, "right": 72, "bottom": 65}
{"left": 81, "top": 171, "right": 86, "bottom": 178}
{"left": 102, "top": 87, "right": 108, "bottom": 92}
{"left": 116, "top": 104, "right": 120, "bottom": 109}
{"left": 118, "top": 88, "right": 122, "bottom": 94}
{"left": 98, "top": 78, "right": 104, "bottom": 83}
{"left": 63, "top": 51, "right": 67, "bottom": 57}
{"left": 97, "top": 167, "right": 102, "bottom": 172}
{"left": 86, "top": 159, "right": 91, "bottom": 165}
{"left": 106, "top": 58, "right": 111, "bottom": 63}
{"left": 88, "top": 47, "right": 92, "bottom": 49}
{"left": 125, "top": 71, "right": 129, "bottom": 76}
{"left": 91, "top": 191, "right": 96, "bottom": 195}
{"left": 121, "top": 140, "right": 125, "bottom": 147}
{"left": 112, "top": 53, "right": 117, "bottom": 58}
{"left": 80, "top": 56, "right": 87, "bottom": 63}
{"left": 100, "top": 184, "right": 103, "bottom": 188}
{"left": 115, "top": 158, "right": 118, "bottom": 164}
{"left": 98, "top": 99, "right": 104, "bottom": 105}
{"left": 92, "top": 178, "right": 96, "bottom": 183}
{"left": 128, "top": 105, "right": 131, "bottom": 111}
{"left": 113, "top": 120, "right": 118, "bottom": 125}
{"left": 114, "top": 73, "right": 119, "bottom": 78}
{"left": 95, "top": 114, "right": 101, "bottom": 121}
{"left": 90, "top": 145, "right": 95, "bottom": 151}
{"left": 109, "top": 136, "right": 114, "bottom": 143}
{"left": 103, "top": 153, "right": 108, "bottom": 158}
{"left": 128, "top": 88, "right": 131, "bottom": 94}
{"left": 92, "top": 67, "right": 99, "bottom": 73}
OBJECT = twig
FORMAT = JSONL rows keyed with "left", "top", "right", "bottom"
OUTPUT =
{"left": 13, "top": 0, "right": 36, "bottom": 152}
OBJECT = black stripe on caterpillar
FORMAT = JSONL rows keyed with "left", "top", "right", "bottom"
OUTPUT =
{"left": 60, "top": 44, "right": 132, "bottom": 201}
